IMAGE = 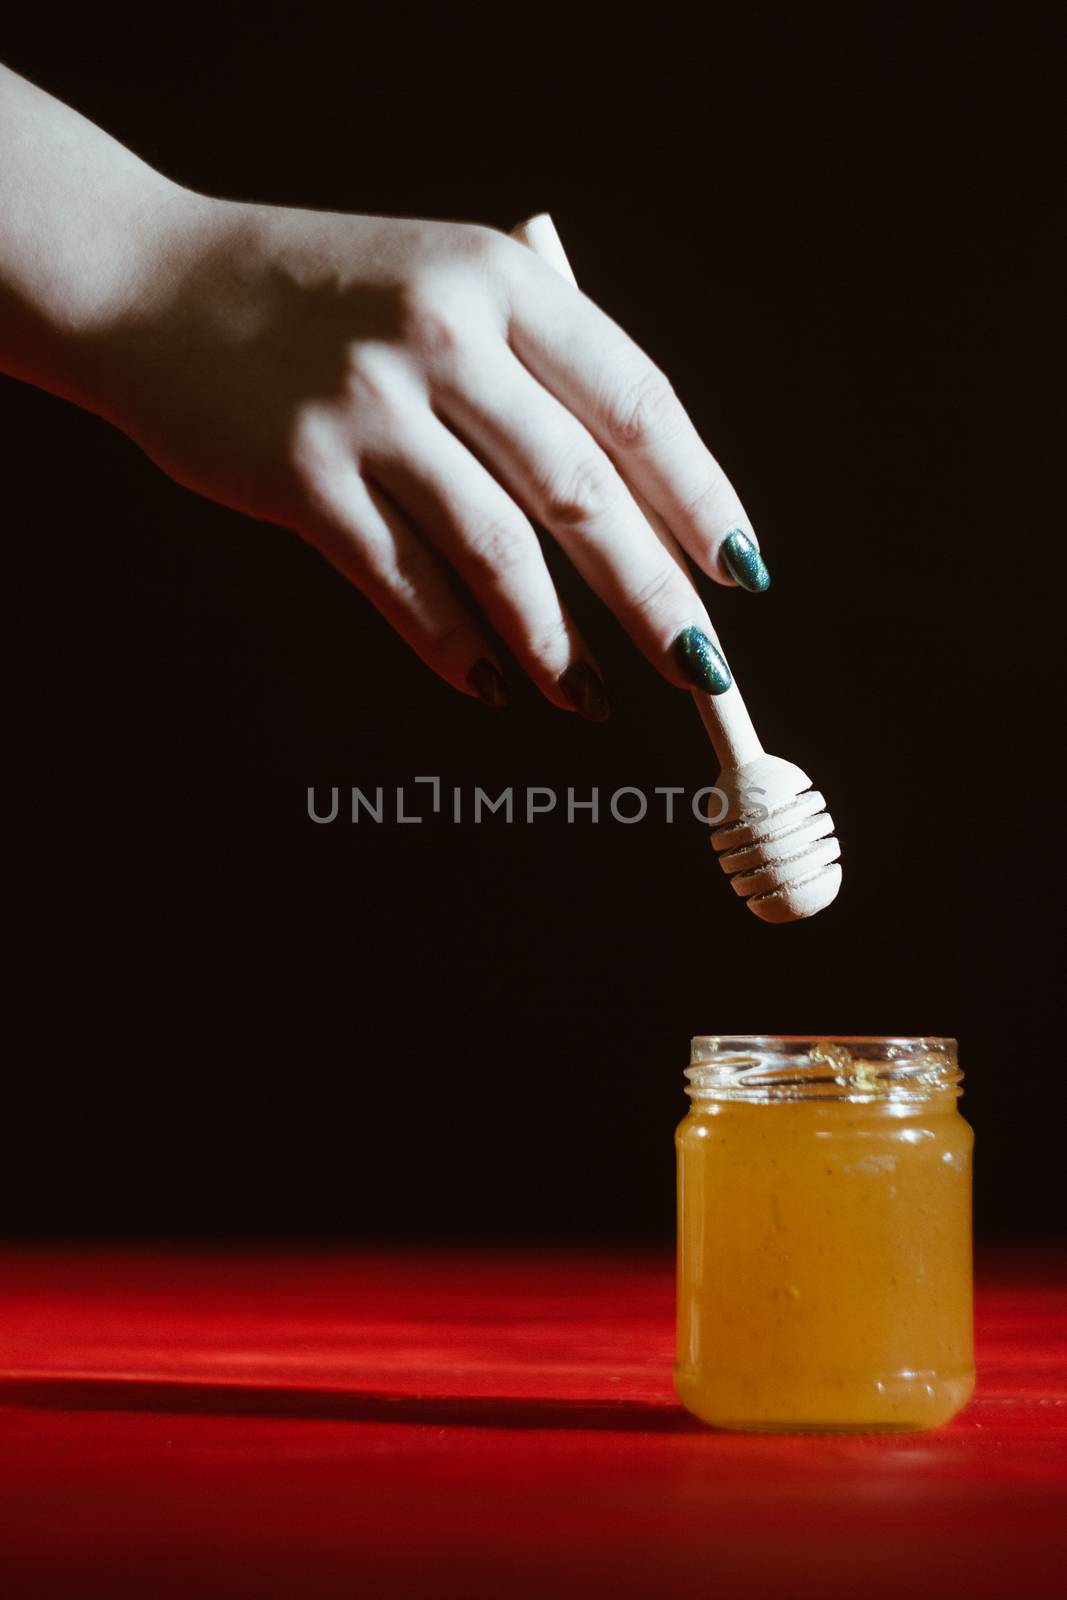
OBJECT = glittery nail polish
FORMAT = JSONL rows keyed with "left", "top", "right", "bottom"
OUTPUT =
{"left": 467, "top": 659, "right": 509, "bottom": 709}
{"left": 721, "top": 528, "right": 770, "bottom": 593}
{"left": 559, "top": 663, "right": 611, "bottom": 722}
{"left": 673, "top": 626, "right": 732, "bottom": 695}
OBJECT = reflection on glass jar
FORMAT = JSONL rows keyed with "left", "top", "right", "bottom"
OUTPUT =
{"left": 675, "top": 1036, "right": 974, "bottom": 1432}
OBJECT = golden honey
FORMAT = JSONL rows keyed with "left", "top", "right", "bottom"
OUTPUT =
{"left": 675, "top": 1037, "right": 974, "bottom": 1432}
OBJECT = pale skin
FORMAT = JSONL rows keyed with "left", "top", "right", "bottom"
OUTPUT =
{"left": 0, "top": 64, "right": 763, "bottom": 718}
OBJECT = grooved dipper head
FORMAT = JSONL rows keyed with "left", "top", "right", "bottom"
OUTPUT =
{"left": 710, "top": 755, "right": 842, "bottom": 924}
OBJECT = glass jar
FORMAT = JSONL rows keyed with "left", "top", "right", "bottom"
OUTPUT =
{"left": 675, "top": 1036, "right": 974, "bottom": 1432}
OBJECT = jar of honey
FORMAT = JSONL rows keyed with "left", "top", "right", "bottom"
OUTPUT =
{"left": 675, "top": 1036, "right": 974, "bottom": 1432}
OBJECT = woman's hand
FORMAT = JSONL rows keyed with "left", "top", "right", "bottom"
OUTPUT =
{"left": 1, "top": 67, "right": 769, "bottom": 717}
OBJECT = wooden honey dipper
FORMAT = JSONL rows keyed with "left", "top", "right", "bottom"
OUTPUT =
{"left": 510, "top": 213, "right": 842, "bottom": 923}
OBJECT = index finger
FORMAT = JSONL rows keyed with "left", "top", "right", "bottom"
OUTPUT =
{"left": 504, "top": 236, "right": 770, "bottom": 594}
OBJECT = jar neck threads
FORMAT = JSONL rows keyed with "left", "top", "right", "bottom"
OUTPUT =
{"left": 685, "top": 1036, "right": 961, "bottom": 1105}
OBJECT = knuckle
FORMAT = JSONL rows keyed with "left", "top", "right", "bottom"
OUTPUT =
{"left": 543, "top": 454, "right": 620, "bottom": 529}
{"left": 395, "top": 283, "right": 463, "bottom": 361}
{"left": 523, "top": 613, "right": 571, "bottom": 665}
{"left": 455, "top": 223, "right": 513, "bottom": 273}
{"left": 606, "top": 371, "right": 678, "bottom": 449}
{"left": 628, "top": 563, "right": 682, "bottom": 623}
{"left": 427, "top": 615, "right": 473, "bottom": 655}
{"left": 679, "top": 477, "right": 726, "bottom": 528}
{"left": 463, "top": 513, "right": 528, "bottom": 580}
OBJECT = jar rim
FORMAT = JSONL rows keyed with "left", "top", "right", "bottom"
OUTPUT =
{"left": 686, "top": 1036, "right": 961, "bottom": 1103}
{"left": 691, "top": 1034, "right": 957, "bottom": 1049}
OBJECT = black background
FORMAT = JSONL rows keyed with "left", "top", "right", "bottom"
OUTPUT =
{"left": 2, "top": 5, "right": 1062, "bottom": 1241}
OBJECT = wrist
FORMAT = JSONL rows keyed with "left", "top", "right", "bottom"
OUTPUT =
{"left": 0, "top": 65, "right": 238, "bottom": 420}
{"left": 63, "top": 180, "right": 238, "bottom": 421}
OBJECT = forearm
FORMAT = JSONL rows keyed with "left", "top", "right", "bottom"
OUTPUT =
{"left": 0, "top": 64, "right": 192, "bottom": 411}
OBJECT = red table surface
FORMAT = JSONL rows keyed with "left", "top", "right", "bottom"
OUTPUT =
{"left": 1, "top": 1245, "right": 1065, "bottom": 1599}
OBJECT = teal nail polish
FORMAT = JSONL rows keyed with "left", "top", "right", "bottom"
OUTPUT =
{"left": 674, "top": 626, "right": 732, "bottom": 695}
{"left": 721, "top": 528, "right": 770, "bottom": 593}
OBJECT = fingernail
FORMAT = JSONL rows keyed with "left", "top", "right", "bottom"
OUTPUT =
{"left": 467, "top": 659, "right": 509, "bottom": 709}
{"left": 721, "top": 528, "right": 770, "bottom": 593}
{"left": 674, "top": 626, "right": 732, "bottom": 694}
{"left": 559, "top": 663, "right": 611, "bottom": 722}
